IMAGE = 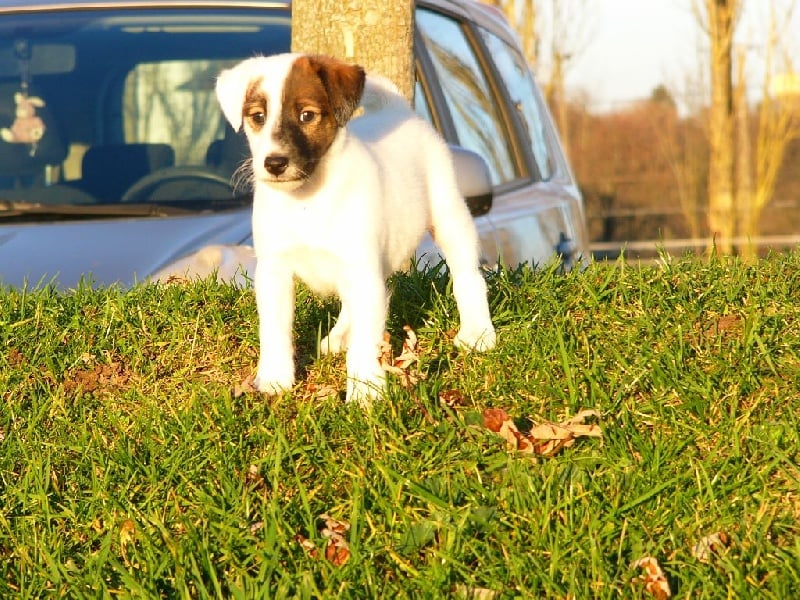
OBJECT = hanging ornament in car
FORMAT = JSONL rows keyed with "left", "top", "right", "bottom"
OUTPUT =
{"left": 0, "top": 38, "right": 45, "bottom": 156}
{"left": 0, "top": 91, "right": 47, "bottom": 156}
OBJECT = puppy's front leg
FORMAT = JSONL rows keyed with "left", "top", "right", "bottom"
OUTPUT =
{"left": 253, "top": 260, "right": 296, "bottom": 395}
{"left": 341, "top": 275, "right": 387, "bottom": 405}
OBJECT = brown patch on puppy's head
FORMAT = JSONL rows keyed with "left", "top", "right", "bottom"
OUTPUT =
{"left": 270, "top": 55, "right": 365, "bottom": 185}
{"left": 298, "top": 55, "right": 365, "bottom": 126}
{"left": 216, "top": 54, "right": 366, "bottom": 190}
{"left": 242, "top": 77, "right": 267, "bottom": 132}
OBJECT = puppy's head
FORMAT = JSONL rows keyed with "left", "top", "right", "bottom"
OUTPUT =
{"left": 216, "top": 53, "right": 365, "bottom": 191}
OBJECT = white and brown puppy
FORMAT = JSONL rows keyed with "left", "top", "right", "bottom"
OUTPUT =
{"left": 216, "top": 53, "right": 495, "bottom": 404}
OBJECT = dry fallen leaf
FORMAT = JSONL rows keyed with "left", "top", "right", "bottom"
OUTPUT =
{"left": 483, "top": 408, "right": 601, "bottom": 456}
{"left": 295, "top": 514, "right": 351, "bottom": 566}
{"left": 379, "top": 326, "right": 422, "bottom": 387}
{"left": 119, "top": 519, "right": 136, "bottom": 566}
{"left": 483, "top": 407, "right": 533, "bottom": 452}
{"left": 319, "top": 513, "right": 351, "bottom": 566}
{"left": 439, "top": 388, "right": 470, "bottom": 409}
{"left": 632, "top": 556, "right": 671, "bottom": 599}
{"left": 305, "top": 382, "right": 340, "bottom": 400}
{"left": 249, "top": 521, "right": 265, "bottom": 534}
{"left": 233, "top": 375, "right": 257, "bottom": 398}
{"left": 691, "top": 531, "right": 729, "bottom": 563}
{"left": 294, "top": 533, "right": 319, "bottom": 558}
{"left": 245, "top": 464, "right": 266, "bottom": 490}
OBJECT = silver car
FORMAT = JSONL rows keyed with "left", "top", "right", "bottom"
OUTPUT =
{"left": 0, "top": 0, "right": 588, "bottom": 288}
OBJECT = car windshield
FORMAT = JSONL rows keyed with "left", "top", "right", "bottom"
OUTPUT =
{"left": 0, "top": 6, "right": 290, "bottom": 215}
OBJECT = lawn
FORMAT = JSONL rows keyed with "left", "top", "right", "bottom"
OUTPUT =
{"left": 1, "top": 254, "right": 799, "bottom": 598}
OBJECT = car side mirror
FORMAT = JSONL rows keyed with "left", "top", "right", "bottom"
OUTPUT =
{"left": 450, "top": 145, "right": 493, "bottom": 217}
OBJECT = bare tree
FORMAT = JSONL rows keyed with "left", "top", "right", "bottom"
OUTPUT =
{"left": 733, "top": 45, "right": 754, "bottom": 249}
{"left": 693, "top": 0, "right": 800, "bottom": 256}
{"left": 742, "top": 2, "right": 800, "bottom": 258}
{"left": 484, "top": 0, "right": 593, "bottom": 153}
{"left": 695, "top": 0, "right": 740, "bottom": 254}
{"left": 291, "top": 1, "right": 415, "bottom": 102}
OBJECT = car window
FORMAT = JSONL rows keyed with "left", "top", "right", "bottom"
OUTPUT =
{"left": 479, "top": 28, "right": 554, "bottom": 181}
{"left": 413, "top": 79, "right": 435, "bottom": 125}
{"left": 124, "top": 60, "right": 231, "bottom": 166}
{"left": 415, "top": 8, "right": 520, "bottom": 186}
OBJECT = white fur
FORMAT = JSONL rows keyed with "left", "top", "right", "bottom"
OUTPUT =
{"left": 216, "top": 54, "right": 496, "bottom": 405}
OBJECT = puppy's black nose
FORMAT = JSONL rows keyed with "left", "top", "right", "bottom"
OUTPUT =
{"left": 264, "top": 155, "right": 289, "bottom": 176}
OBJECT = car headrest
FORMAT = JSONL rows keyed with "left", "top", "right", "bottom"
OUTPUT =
{"left": 80, "top": 143, "right": 175, "bottom": 201}
{"left": 205, "top": 125, "right": 250, "bottom": 177}
{"left": 0, "top": 84, "right": 67, "bottom": 177}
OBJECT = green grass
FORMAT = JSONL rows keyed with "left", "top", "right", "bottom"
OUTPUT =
{"left": 1, "top": 253, "right": 799, "bottom": 598}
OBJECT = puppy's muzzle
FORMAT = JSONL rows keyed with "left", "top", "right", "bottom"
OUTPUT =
{"left": 264, "top": 155, "right": 290, "bottom": 176}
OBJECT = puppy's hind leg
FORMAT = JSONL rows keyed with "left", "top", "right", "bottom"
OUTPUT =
{"left": 430, "top": 186, "right": 496, "bottom": 352}
{"left": 320, "top": 288, "right": 391, "bottom": 355}
{"left": 320, "top": 303, "right": 350, "bottom": 355}
{"left": 341, "top": 274, "right": 389, "bottom": 406}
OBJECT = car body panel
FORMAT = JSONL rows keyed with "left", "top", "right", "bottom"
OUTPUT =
{"left": 0, "top": 209, "right": 252, "bottom": 287}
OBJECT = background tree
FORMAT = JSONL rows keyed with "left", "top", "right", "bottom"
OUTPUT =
{"left": 291, "top": 1, "right": 415, "bottom": 102}
{"left": 695, "top": 0, "right": 740, "bottom": 254}
{"left": 484, "top": 0, "right": 593, "bottom": 152}
{"left": 694, "top": 0, "right": 799, "bottom": 256}
{"left": 742, "top": 2, "right": 800, "bottom": 258}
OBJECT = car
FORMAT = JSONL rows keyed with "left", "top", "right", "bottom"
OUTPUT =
{"left": 0, "top": 0, "right": 588, "bottom": 289}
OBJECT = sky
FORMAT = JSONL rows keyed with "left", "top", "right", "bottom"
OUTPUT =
{"left": 562, "top": 0, "right": 800, "bottom": 113}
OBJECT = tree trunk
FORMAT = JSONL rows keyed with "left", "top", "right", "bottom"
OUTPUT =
{"left": 291, "top": 0, "right": 415, "bottom": 103}
{"left": 734, "top": 46, "right": 755, "bottom": 258}
{"left": 705, "top": 0, "right": 738, "bottom": 254}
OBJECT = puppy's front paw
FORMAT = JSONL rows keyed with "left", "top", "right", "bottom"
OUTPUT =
{"left": 454, "top": 324, "right": 496, "bottom": 352}
{"left": 345, "top": 367, "right": 386, "bottom": 408}
{"left": 253, "top": 361, "right": 295, "bottom": 396}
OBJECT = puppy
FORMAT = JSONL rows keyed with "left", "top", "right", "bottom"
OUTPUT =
{"left": 216, "top": 53, "right": 495, "bottom": 404}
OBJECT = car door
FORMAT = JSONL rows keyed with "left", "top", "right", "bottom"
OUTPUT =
{"left": 413, "top": 2, "right": 588, "bottom": 269}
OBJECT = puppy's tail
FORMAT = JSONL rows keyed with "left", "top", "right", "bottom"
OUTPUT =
{"left": 359, "top": 75, "right": 411, "bottom": 114}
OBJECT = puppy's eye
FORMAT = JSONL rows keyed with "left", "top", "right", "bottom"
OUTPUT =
{"left": 299, "top": 110, "right": 317, "bottom": 124}
{"left": 248, "top": 110, "right": 266, "bottom": 126}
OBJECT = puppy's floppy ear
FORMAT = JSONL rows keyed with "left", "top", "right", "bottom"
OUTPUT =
{"left": 216, "top": 61, "right": 256, "bottom": 131}
{"left": 306, "top": 55, "right": 366, "bottom": 127}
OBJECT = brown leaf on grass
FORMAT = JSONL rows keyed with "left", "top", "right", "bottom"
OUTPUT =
{"left": 7, "top": 347, "right": 24, "bottom": 367}
{"left": 304, "top": 382, "right": 340, "bottom": 401}
{"left": 379, "top": 326, "right": 422, "bottom": 387}
{"left": 295, "top": 514, "right": 351, "bottom": 566}
{"left": 294, "top": 533, "right": 319, "bottom": 558}
{"left": 249, "top": 521, "right": 265, "bottom": 534}
{"left": 483, "top": 408, "right": 601, "bottom": 456}
{"left": 703, "top": 314, "right": 742, "bottom": 339}
{"left": 691, "top": 531, "right": 729, "bottom": 563}
{"left": 439, "top": 388, "right": 470, "bottom": 409}
{"left": 63, "top": 360, "right": 132, "bottom": 395}
{"left": 119, "top": 519, "right": 136, "bottom": 566}
{"left": 483, "top": 407, "right": 534, "bottom": 453}
{"left": 324, "top": 538, "right": 351, "bottom": 566}
{"left": 320, "top": 513, "right": 351, "bottom": 565}
{"left": 245, "top": 464, "right": 265, "bottom": 489}
{"left": 632, "top": 556, "right": 671, "bottom": 599}
{"left": 233, "top": 375, "right": 257, "bottom": 398}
